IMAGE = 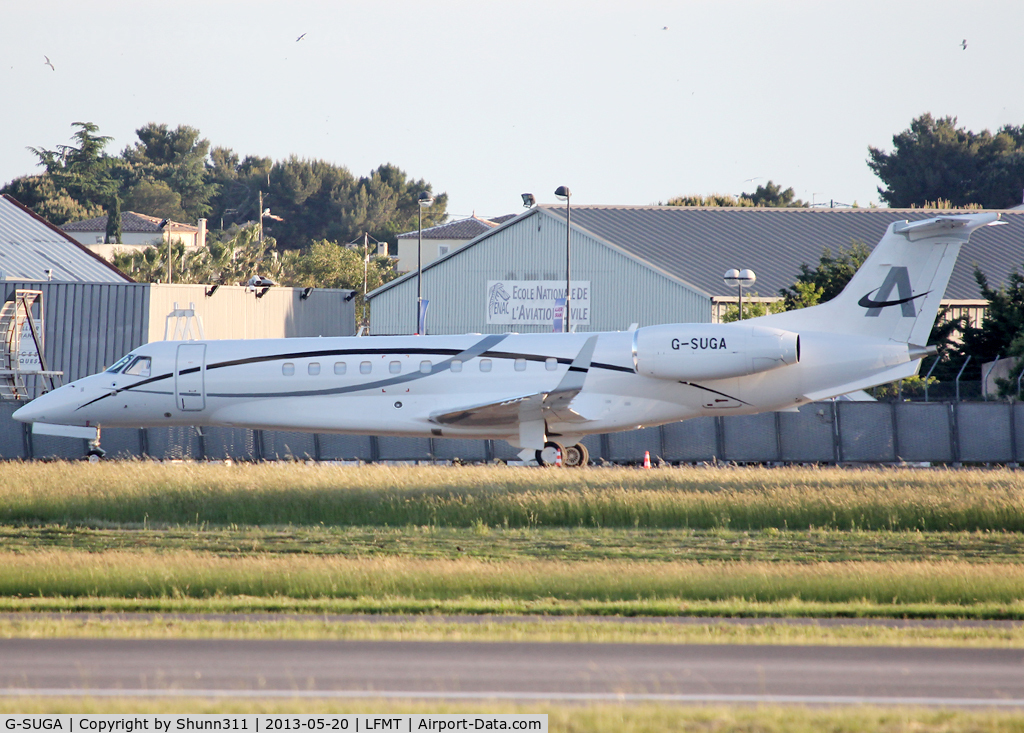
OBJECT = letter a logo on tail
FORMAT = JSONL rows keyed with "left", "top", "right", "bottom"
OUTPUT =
{"left": 858, "top": 266, "right": 929, "bottom": 317}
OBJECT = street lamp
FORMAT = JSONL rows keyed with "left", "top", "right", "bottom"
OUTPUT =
{"left": 521, "top": 193, "right": 535, "bottom": 208}
{"left": 723, "top": 268, "right": 756, "bottom": 320}
{"left": 555, "top": 185, "right": 571, "bottom": 332}
{"left": 416, "top": 191, "right": 434, "bottom": 334}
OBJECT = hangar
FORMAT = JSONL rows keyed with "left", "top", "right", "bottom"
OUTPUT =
{"left": 367, "top": 205, "right": 1024, "bottom": 335}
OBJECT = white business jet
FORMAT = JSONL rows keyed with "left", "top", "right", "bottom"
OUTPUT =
{"left": 13, "top": 212, "right": 1002, "bottom": 466}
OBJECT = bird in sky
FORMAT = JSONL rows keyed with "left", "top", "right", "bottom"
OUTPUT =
{"left": 43, "top": 55, "right": 54, "bottom": 71}
{"left": 296, "top": 33, "right": 307, "bottom": 42}
{"left": 961, "top": 39, "right": 968, "bottom": 50}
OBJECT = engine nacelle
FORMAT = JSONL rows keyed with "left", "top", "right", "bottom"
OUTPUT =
{"left": 633, "top": 323, "right": 800, "bottom": 381}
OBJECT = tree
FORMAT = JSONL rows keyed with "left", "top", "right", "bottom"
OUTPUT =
{"left": 0, "top": 174, "right": 103, "bottom": 225}
{"left": 26, "top": 121, "right": 118, "bottom": 211}
{"left": 663, "top": 193, "right": 755, "bottom": 207}
{"left": 122, "top": 180, "right": 187, "bottom": 220}
{"left": 868, "top": 113, "right": 1024, "bottom": 209}
{"left": 284, "top": 239, "right": 398, "bottom": 323}
{"left": 720, "top": 294, "right": 785, "bottom": 322}
{"left": 121, "top": 123, "right": 218, "bottom": 219}
{"left": 779, "top": 241, "right": 871, "bottom": 309}
{"left": 740, "top": 180, "right": 807, "bottom": 208}
{"left": 955, "top": 266, "right": 1024, "bottom": 389}
{"left": 105, "top": 194, "right": 122, "bottom": 244}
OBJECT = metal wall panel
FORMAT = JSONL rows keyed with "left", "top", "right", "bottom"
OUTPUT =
{"left": 895, "top": 403, "right": 953, "bottom": 462}
{"left": 723, "top": 413, "right": 779, "bottom": 462}
{"left": 318, "top": 434, "right": 373, "bottom": 461}
{"left": 778, "top": 404, "right": 836, "bottom": 463}
{"left": 662, "top": 419, "right": 718, "bottom": 462}
{"left": 607, "top": 426, "right": 663, "bottom": 463}
{"left": 203, "top": 428, "right": 258, "bottom": 461}
{"left": 260, "top": 431, "right": 317, "bottom": 460}
{"left": 432, "top": 438, "right": 488, "bottom": 461}
{"left": 370, "top": 209, "right": 710, "bottom": 335}
{"left": 147, "top": 284, "right": 355, "bottom": 342}
{"left": 838, "top": 402, "right": 896, "bottom": 462}
{"left": 957, "top": 403, "right": 1014, "bottom": 462}
{"left": 2, "top": 281, "right": 151, "bottom": 383}
{"left": 0, "top": 403, "right": 25, "bottom": 458}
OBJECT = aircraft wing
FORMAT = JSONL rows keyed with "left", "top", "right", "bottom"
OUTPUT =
{"left": 429, "top": 336, "right": 599, "bottom": 428}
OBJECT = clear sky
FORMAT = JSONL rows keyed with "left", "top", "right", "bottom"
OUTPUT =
{"left": 2, "top": 0, "right": 1022, "bottom": 221}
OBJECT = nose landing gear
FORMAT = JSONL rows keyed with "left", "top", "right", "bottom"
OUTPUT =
{"left": 87, "top": 427, "right": 106, "bottom": 462}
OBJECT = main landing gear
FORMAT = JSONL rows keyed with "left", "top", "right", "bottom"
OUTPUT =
{"left": 534, "top": 441, "right": 590, "bottom": 468}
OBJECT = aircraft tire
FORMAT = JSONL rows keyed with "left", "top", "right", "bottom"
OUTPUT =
{"left": 562, "top": 443, "right": 589, "bottom": 468}
{"left": 535, "top": 441, "right": 565, "bottom": 466}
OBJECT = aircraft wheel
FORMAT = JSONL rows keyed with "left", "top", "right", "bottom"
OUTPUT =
{"left": 535, "top": 441, "right": 565, "bottom": 466}
{"left": 562, "top": 443, "right": 589, "bottom": 468}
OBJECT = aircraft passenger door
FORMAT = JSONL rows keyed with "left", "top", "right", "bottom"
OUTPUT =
{"left": 175, "top": 343, "right": 207, "bottom": 411}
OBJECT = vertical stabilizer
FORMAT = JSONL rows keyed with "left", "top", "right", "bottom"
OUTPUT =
{"left": 761, "top": 213, "right": 1002, "bottom": 343}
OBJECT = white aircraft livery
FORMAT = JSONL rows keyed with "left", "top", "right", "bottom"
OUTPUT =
{"left": 13, "top": 213, "right": 1003, "bottom": 466}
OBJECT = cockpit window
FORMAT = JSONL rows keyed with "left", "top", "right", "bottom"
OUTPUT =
{"left": 124, "top": 356, "right": 152, "bottom": 377}
{"left": 106, "top": 354, "right": 134, "bottom": 373}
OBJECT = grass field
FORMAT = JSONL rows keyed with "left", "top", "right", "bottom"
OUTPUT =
{"left": 0, "top": 462, "right": 1021, "bottom": 633}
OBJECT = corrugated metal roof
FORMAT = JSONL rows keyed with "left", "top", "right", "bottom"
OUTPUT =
{"left": 396, "top": 214, "right": 515, "bottom": 240}
{"left": 0, "top": 195, "right": 132, "bottom": 283}
{"left": 60, "top": 211, "right": 197, "bottom": 234}
{"left": 548, "top": 205, "right": 1024, "bottom": 300}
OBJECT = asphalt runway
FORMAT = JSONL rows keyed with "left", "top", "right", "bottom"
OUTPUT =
{"left": 2, "top": 638, "right": 1024, "bottom": 706}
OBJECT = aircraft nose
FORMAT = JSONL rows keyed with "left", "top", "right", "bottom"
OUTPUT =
{"left": 12, "top": 397, "right": 51, "bottom": 423}
{"left": 12, "top": 386, "right": 83, "bottom": 425}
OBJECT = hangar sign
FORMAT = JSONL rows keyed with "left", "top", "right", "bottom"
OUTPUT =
{"left": 486, "top": 280, "right": 590, "bottom": 326}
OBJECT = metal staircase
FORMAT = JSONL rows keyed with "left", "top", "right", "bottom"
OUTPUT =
{"left": 0, "top": 290, "right": 62, "bottom": 400}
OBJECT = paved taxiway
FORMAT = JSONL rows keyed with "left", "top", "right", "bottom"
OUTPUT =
{"left": 2, "top": 638, "right": 1024, "bottom": 705}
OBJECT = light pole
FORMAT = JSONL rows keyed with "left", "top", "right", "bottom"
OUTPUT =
{"left": 416, "top": 191, "right": 434, "bottom": 334}
{"left": 555, "top": 185, "right": 571, "bottom": 332}
{"left": 723, "top": 268, "right": 756, "bottom": 320}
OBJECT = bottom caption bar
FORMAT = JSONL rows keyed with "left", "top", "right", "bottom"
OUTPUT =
{"left": 0, "top": 716, "right": 547, "bottom": 733}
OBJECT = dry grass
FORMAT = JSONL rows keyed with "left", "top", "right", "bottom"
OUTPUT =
{"left": 0, "top": 552, "right": 1022, "bottom": 611}
{"left": 2, "top": 462, "right": 1024, "bottom": 531}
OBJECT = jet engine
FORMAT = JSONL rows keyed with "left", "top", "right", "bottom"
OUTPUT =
{"left": 633, "top": 323, "right": 800, "bottom": 381}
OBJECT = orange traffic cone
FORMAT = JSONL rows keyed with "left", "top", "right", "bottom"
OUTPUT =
{"left": 643, "top": 451, "right": 651, "bottom": 469}
{"left": 555, "top": 448, "right": 563, "bottom": 467}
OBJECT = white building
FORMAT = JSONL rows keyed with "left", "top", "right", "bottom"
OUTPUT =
{"left": 61, "top": 212, "right": 206, "bottom": 261}
{"left": 394, "top": 214, "right": 514, "bottom": 273}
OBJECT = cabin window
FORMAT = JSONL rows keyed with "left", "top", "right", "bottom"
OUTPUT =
{"left": 125, "top": 356, "right": 152, "bottom": 377}
{"left": 389, "top": 360, "right": 402, "bottom": 374}
{"left": 451, "top": 360, "right": 463, "bottom": 373}
{"left": 420, "top": 360, "right": 432, "bottom": 374}
{"left": 308, "top": 362, "right": 320, "bottom": 376}
{"left": 479, "top": 359, "right": 492, "bottom": 372}
{"left": 334, "top": 362, "right": 346, "bottom": 375}
{"left": 360, "top": 361, "right": 372, "bottom": 374}
{"left": 545, "top": 358, "right": 558, "bottom": 371}
{"left": 282, "top": 363, "right": 295, "bottom": 376}
{"left": 514, "top": 358, "right": 527, "bottom": 372}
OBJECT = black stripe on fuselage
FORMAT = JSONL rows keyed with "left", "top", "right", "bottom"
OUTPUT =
{"left": 78, "top": 335, "right": 635, "bottom": 409}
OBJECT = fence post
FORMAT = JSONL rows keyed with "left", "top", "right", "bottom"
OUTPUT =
{"left": 982, "top": 355, "right": 1001, "bottom": 401}
{"left": 715, "top": 416, "right": 726, "bottom": 462}
{"left": 774, "top": 411, "right": 784, "bottom": 463}
{"left": 313, "top": 434, "right": 322, "bottom": 462}
{"left": 253, "top": 430, "right": 264, "bottom": 462}
{"left": 21, "top": 419, "right": 31, "bottom": 459}
{"left": 369, "top": 435, "right": 380, "bottom": 464}
{"left": 955, "top": 356, "right": 972, "bottom": 402}
{"left": 923, "top": 356, "right": 940, "bottom": 403}
{"left": 1010, "top": 403, "right": 1018, "bottom": 465}
{"left": 832, "top": 401, "right": 843, "bottom": 464}
{"left": 599, "top": 433, "right": 611, "bottom": 463}
{"left": 890, "top": 401, "right": 900, "bottom": 462}
{"left": 949, "top": 403, "right": 961, "bottom": 466}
